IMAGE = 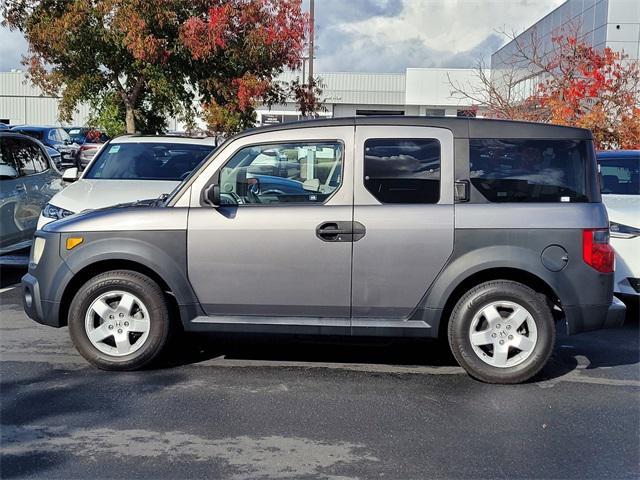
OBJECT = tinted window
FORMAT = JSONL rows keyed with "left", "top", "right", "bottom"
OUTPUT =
{"left": 84, "top": 142, "right": 214, "bottom": 180}
{"left": 218, "top": 142, "right": 343, "bottom": 205}
{"left": 364, "top": 138, "right": 441, "bottom": 204}
{"left": 469, "top": 139, "right": 593, "bottom": 203}
{"left": 15, "top": 129, "right": 43, "bottom": 141}
{"left": 68, "top": 128, "right": 85, "bottom": 143}
{"left": 22, "top": 142, "right": 48, "bottom": 174}
{"left": 3, "top": 137, "right": 47, "bottom": 175}
{"left": 598, "top": 155, "right": 639, "bottom": 195}
{"left": 0, "top": 138, "right": 22, "bottom": 178}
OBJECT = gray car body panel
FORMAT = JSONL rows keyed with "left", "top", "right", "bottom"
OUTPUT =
{"left": 22, "top": 117, "right": 624, "bottom": 336}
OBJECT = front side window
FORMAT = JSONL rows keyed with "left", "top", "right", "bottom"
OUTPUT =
{"left": 364, "top": 138, "right": 441, "bottom": 204}
{"left": 598, "top": 155, "right": 640, "bottom": 195}
{"left": 469, "top": 139, "right": 594, "bottom": 202}
{"left": 84, "top": 142, "right": 214, "bottom": 180}
{"left": 217, "top": 142, "right": 343, "bottom": 205}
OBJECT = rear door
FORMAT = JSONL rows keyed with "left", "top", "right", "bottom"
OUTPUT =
{"left": 351, "top": 126, "right": 455, "bottom": 321}
{"left": 187, "top": 126, "right": 355, "bottom": 321}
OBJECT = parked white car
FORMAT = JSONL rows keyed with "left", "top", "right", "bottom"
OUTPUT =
{"left": 597, "top": 150, "right": 640, "bottom": 299}
{"left": 38, "top": 135, "right": 215, "bottom": 229}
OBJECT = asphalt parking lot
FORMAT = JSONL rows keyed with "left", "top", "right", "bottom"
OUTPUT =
{"left": 1, "top": 265, "right": 639, "bottom": 479}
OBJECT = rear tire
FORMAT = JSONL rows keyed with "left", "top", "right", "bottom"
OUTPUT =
{"left": 68, "top": 270, "right": 171, "bottom": 371}
{"left": 448, "top": 280, "right": 555, "bottom": 384}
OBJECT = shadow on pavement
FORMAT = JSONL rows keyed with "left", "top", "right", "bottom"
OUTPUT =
{"left": 160, "top": 318, "right": 639, "bottom": 383}
{"left": 161, "top": 333, "right": 459, "bottom": 370}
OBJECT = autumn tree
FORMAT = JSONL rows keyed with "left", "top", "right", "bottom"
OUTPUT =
{"left": 450, "top": 25, "right": 640, "bottom": 149}
{"left": 179, "top": 0, "right": 307, "bottom": 134}
{"left": 288, "top": 76, "right": 326, "bottom": 118}
{"left": 2, "top": 0, "right": 308, "bottom": 135}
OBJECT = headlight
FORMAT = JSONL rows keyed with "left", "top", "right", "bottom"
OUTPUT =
{"left": 31, "top": 237, "right": 46, "bottom": 265}
{"left": 42, "top": 203, "right": 74, "bottom": 220}
{"left": 610, "top": 221, "right": 640, "bottom": 239}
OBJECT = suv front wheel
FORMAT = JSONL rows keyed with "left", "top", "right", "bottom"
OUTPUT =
{"left": 448, "top": 280, "right": 555, "bottom": 384}
{"left": 68, "top": 270, "right": 171, "bottom": 370}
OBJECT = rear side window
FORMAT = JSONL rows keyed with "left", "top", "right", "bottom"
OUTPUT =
{"left": 469, "top": 139, "right": 594, "bottom": 202}
{"left": 364, "top": 138, "right": 441, "bottom": 204}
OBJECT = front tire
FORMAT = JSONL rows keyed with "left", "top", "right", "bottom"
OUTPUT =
{"left": 68, "top": 270, "right": 171, "bottom": 371}
{"left": 448, "top": 280, "right": 555, "bottom": 384}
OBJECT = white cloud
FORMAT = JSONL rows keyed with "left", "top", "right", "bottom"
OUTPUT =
{"left": 0, "top": 26, "right": 28, "bottom": 71}
{"left": 314, "top": 0, "right": 565, "bottom": 72}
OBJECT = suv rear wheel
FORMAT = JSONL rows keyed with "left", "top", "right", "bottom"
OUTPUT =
{"left": 68, "top": 270, "right": 171, "bottom": 371}
{"left": 448, "top": 280, "right": 555, "bottom": 384}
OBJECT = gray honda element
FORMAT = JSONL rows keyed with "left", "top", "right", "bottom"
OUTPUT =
{"left": 22, "top": 118, "right": 625, "bottom": 383}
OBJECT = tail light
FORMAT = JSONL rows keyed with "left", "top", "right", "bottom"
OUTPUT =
{"left": 582, "top": 228, "right": 614, "bottom": 273}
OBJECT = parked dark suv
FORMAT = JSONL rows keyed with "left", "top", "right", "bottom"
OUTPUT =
{"left": 11, "top": 125, "right": 80, "bottom": 169}
{"left": 22, "top": 118, "right": 625, "bottom": 383}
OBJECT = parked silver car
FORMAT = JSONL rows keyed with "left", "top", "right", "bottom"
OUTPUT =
{"left": 0, "top": 132, "right": 64, "bottom": 255}
{"left": 22, "top": 117, "right": 625, "bottom": 383}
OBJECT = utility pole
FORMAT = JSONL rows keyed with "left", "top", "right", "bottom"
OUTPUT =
{"left": 308, "top": 0, "right": 314, "bottom": 92}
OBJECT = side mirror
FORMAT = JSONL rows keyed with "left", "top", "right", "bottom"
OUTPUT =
{"left": 302, "top": 178, "right": 320, "bottom": 192}
{"left": 62, "top": 167, "right": 79, "bottom": 182}
{"left": 0, "top": 164, "right": 19, "bottom": 179}
{"left": 203, "top": 183, "right": 221, "bottom": 207}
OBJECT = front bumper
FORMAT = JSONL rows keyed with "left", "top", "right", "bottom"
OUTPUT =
{"left": 21, "top": 232, "right": 74, "bottom": 328}
{"left": 22, "top": 272, "right": 62, "bottom": 327}
{"left": 564, "top": 297, "right": 626, "bottom": 335}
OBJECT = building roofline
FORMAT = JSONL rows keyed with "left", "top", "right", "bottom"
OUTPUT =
{"left": 492, "top": 0, "right": 569, "bottom": 58}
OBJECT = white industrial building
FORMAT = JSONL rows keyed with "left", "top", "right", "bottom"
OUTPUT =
{"left": 0, "top": 67, "right": 484, "bottom": 129}
{"left": 491, "top": 0, "right": 640, "bottom": 94}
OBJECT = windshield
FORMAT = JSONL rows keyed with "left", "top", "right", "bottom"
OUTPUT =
{"left": 84, "top": 142, "right": 214, "bottom": 181}
{"left": 598, "top": 155, "right": 640, "bottom": 195}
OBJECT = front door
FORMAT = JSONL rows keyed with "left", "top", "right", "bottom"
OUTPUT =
{"left": 0, "top": 137, "right": 36, "bottom": 251}
{"left": 351, "top": 126, "right": 455, "bottom": 321}
{"left": 187, "top": 126, "right": 354, "bottom": 320}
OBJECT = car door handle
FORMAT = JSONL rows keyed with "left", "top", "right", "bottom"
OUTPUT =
{"left": 316, "top": 221, "right": 366, "bottom": 242}
{"left": 316, "top": 221, "right": 351, "bottom": 242}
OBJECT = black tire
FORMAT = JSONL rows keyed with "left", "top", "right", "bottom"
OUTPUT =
{"left": 68, "top": 270, "right": 171, "bottom": 371}
{"left": 448, "top": 280, "right": 555, "bottom": 384}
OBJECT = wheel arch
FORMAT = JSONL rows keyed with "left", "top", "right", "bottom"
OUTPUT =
{"left": 56, "top": 233, "right": 199, "bottom": 327}
{"left": 58, "top": 259, "right": 182, "bottom": 328}
{"left": 436, "top": 267, "right": 561, "bottom": 341}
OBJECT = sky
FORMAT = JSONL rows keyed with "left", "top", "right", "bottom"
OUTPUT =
{"left": 0, "top": 0, "right": 565, "bottom": 73}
